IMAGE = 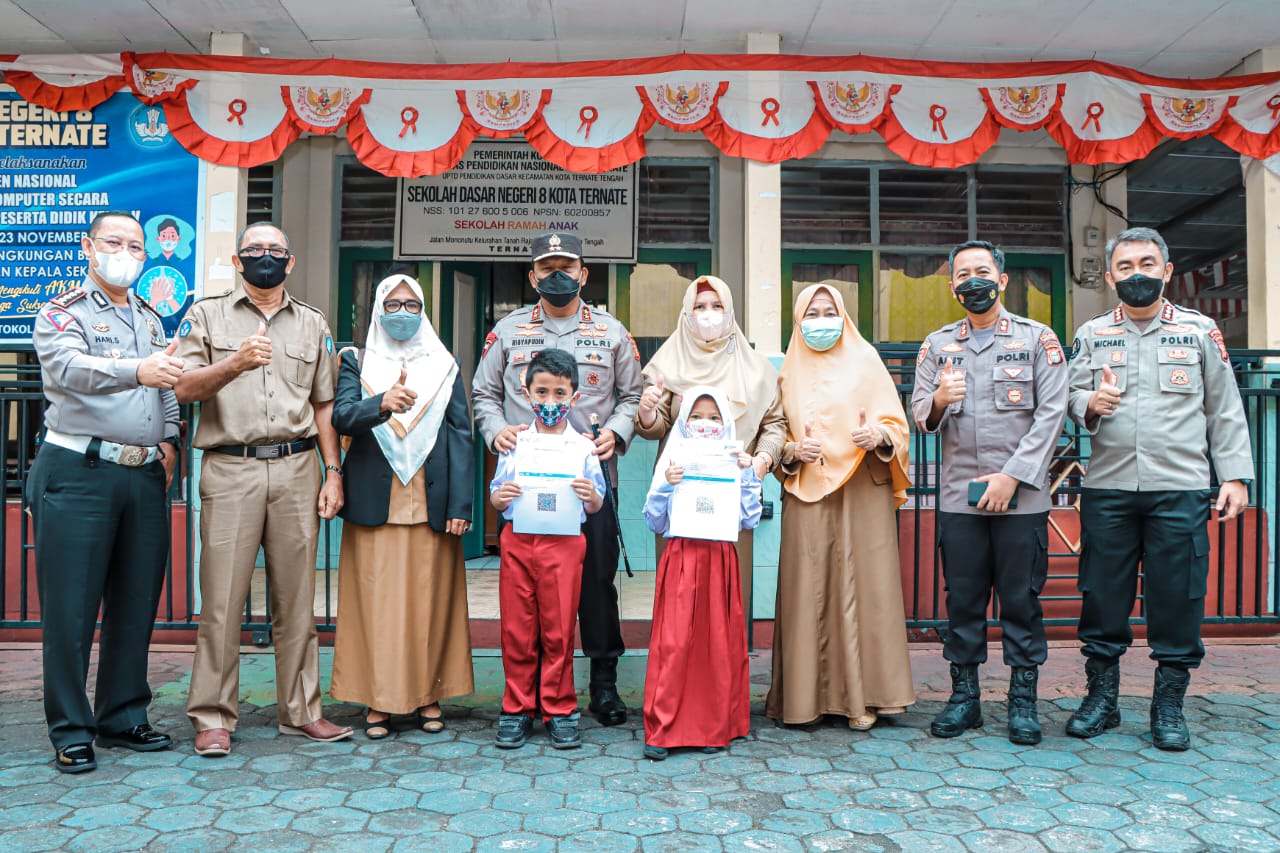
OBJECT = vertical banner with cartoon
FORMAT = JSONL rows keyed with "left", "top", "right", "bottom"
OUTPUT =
{"left": 0, "top": 89, "right": 203, "bottom": 344}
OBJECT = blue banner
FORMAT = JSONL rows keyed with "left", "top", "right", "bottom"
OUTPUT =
{"left": 0, "top": 90, "right": 202, "bottom": 344}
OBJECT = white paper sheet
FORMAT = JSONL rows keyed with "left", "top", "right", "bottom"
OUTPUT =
{"left": 511, "top": 431, "right": 584, "bottom": 536}
{"left": 668, "top": 440, "right": 744, "bottom": 542}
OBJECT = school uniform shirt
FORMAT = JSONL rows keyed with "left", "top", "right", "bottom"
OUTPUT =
{"left": 1067, "top": 301, "right": 1253, "bottom": 491}
{"left": 489, "top": 425, "right": 608, "bottom": 523}
{"left": 911, "top": 309, "right": 1069, "bottom": 514}
{"left": 644, "top": 465, "right": 764, "bottom": 536}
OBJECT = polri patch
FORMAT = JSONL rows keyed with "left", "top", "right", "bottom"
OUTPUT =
{"left": 1208, "top": 328, "right": 1229, "bottom": 362}
{"left": 482, "top": 330, "right": 498, "bottom": 358}
{"left": 916, "top": 342, "right": 930, "bottom": 366}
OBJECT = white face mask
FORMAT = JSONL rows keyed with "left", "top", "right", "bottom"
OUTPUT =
{"left": 690, "top": 309, "right": 730, "bottom": 342}
{"left": 92, "top": 250, "right": 144, "bottom": 288}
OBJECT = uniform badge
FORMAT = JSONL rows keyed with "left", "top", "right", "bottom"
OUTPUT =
{"left": 482, "top": 331, "right": 498, "bottom": 358}
{"left": 1208, "top": 328, "right": 1229, "bottom": 363}
{"left": 1094, "top": 327, "right": 1126, "bottom": 336}
{"left": 1112, "top": 305, "right": 1126, "bottom": 324}
{"left": 580, "top": 304, "right": 594, "bottom": 323}
{"left": 512, "top": 351, "right": 527, "bottom": 363}
{"left": 1161, "top": 302, "right": 1176, "bottom": 322}
{"left": 1046, "top": 348, "right": 1063, "bottom": 366}
{"left": 1168, "top": 349, "right": 1189, "bottom": 360}
{"left": 516, "top": 321, "right": 542, "bottom": 333}
{"left": 916, "top": 342, "right": 930, "bottom": 366}
{"left": 1002, "top": 340, "right": 1025, "bottom": 350}
{"left": 325, "top": 336, "right": 334, "bottom": 355}
{"left": 997, "top": 317, "right": 1010, "bottom": 334}
{"left": 1039, "top": 329, "right": 1064, "bottom": 366}
{"left": 627, "top": 332, "right": 640, "bottom": 362}
{"left": 45, "top": 308, "right": 75, "bottom": 331}
{"left": 956, "top": 320, "right": 970, "bottom": 340}
{"left": 585, "top": 352, "right": 604, "bottom": 363}
{"left": 587, "top": 371, "right": 601, "bottom": 386}
{"left": 941, "top": 343, "right": 964, "bottom": 353}
{"left": 1110, "top": 350, "right": 1125, "bottom": 364}
{"left": 90, "top": 290, "right": 111, "bottom": 311}
{"left": 91, "top": 322, "right": 110, "bottom": 332}
{"left": 108, "top": 348, "right": 122, "bottom": 359}
{"left": 1170, "top": 369, "right": 1191, "bottom": 386}
{"left": 178, "top": 319, "right": 193, "bottom": 337}
{"left": 1007, "top": 387, "right": 1024, "bottom": 404}
{"left": 1068, "top": 337, "right": 1081, "bottom": 360}
{"left": 1162, "top": 324, "right": 1192, "bottom": 334}
{"left": 1002, "top": 367, "right": 1025, "bottom": 378}
{"left": 530, "top": 304, "right": 542, "bottom": 323}
{"left": 50, "top": 288, "right": 85, "bottom": 308}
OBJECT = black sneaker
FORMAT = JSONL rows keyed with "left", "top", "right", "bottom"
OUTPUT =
{"left": 546, "top": 714, "right": 581, "bottom": 750}
{"left": 495, "top": 714, "right": 533, "bottom": 749}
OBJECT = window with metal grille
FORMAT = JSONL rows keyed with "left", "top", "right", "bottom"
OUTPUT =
{"left": 878, "top": 168, "right": 970, "bottom": 247}
{"left": 781, "top": 163, "right": 871, "bottom": 245}
{"left": 340, "top": 161, "right": 397, "bottom": 244}
{"left": 243, "top": 162, "right": 279, "bottom": 225}
{"left": 637, "top": 160, "right": 714, "bottom": 248}
{"left": 975, "top": 167, "right": 1066, "bottom": 250}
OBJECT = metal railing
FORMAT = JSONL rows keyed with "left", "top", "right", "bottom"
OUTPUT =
{"left": 2, "top": 346, "right": 1277, "bottom": 638}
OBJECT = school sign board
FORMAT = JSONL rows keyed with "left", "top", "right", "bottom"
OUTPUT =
{"left": 396, "top": 140, "right": 637, "bottom": 262}
{"left": 0, "top": 89, "right": 203, "bottom": 345}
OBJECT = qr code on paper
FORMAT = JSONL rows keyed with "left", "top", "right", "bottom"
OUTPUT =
{"left": 537, "top": 493, "right": 557, "bottom": 512}
{"left": 695, "top": 496, "right": 715, "bottom": 514}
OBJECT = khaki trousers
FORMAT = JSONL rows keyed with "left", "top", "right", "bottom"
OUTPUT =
{"left": 187, "top": 450, "right": 322, "bottom": 732}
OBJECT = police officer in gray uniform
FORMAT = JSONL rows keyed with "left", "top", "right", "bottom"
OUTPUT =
{"left": 473, "top": 232, "right": 643, "bottom": 724}
{"left": 912, "top": 240, "right": 1069, "bottom": 745}
{"left": 27, "top": 212, "right": 184, "bottom": 773}
{"left": 1066, "top": 226, "right": 1253, "bottom": 751}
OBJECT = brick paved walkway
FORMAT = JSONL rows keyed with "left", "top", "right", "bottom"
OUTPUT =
{"left": 1, "top": 641, "right": 1278, "bottom": 852}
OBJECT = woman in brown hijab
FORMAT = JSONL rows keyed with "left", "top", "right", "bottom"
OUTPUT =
{"left": 634, "top": 275, "right": 786, "bottom": 598}
{"left": 767, "top": 284, "right": 916, "bottom": 730}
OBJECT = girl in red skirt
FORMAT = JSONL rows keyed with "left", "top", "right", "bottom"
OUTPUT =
{"left": 641, "top": 385, "right": 763, "bottom": 760}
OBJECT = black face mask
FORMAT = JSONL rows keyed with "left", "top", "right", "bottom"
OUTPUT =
{"left": 954, "top": 277, "right": 1000, "bottom": 314}
{"left": 1114, "top": 273, "right": 1164, "bottom": 308}
{"left": 239, "top": 253, "right": 290, "bottom": 289}
{"left": 535, "top": 269, "right": 581, "bottom": 308}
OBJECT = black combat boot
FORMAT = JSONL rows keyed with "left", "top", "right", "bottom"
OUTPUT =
{"left": 1007, "top": 666, "right": 1042, "bottom": 745}
{"left": 930, "top": 664, "right": 983, "bottom": 738}
{"left": 1066, "top": 658, "right": 1120, "bottom": 738}
{"left": 588, "top": 658, "right": 627, "bottom": 726}
{"left": 1150, "top": 666, "right": 1191, "bottom": 751}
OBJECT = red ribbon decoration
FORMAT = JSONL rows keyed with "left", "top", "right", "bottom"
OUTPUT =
{"left": 1081, "top": 101, "right": 1104, "bottom": 132}
{"left": 760, "top": 97, "right": 781, "bottom": 127}
{"left": 578, "top": 105, "right": 598, "bottom": 139}
{"left": 226, "top": 99, "right": 247, "bottom": 125}
{"left": 399, "top": 106, "right": 419, "bottom": 138}
{"left": 929, "top": 104, "right": 948, "bottom": 141}
{"left": 1268, "top": 94, "right": 1280, "bottom": 122}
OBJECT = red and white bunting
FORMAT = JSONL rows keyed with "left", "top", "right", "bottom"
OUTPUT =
{"left": 3, "top": 52, "right": 1280, "bottom": 176}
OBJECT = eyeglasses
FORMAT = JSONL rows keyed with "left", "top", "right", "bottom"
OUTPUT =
{"left": 383, "top": 299, "right": 423, "bottom": 314}
{"left": 239, "top": 246, "right": 290, "bottom": 259}
{"left": 92, "top": 236, "right": 146, "bottom": 257}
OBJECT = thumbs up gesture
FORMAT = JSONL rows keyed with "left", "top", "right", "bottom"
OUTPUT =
{"left": 234, "top": 321, "right": 272, "bottom": 373}
{"left": 934, "top": 357, "right": 967, "bottom": 406}
{"left": 796, "top": 421, "right": 824, "bottom": 464}
{"left": 380, "top": 364, "right": 418, "bottom": 415}
{"left": 1089, "top": 364, "right": 1122, "bottom": 418}
{"left": 637, "top": 374, "right": 665, "bottom": 428}
{"left": 850, "top": 407, "right": 882, "bottom": 451}
{"left": 136, "top": 337, "right": 185, "bottom": 389}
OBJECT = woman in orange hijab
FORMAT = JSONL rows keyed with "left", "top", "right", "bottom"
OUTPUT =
{"left": 767, "top": 284, "right": 916, "bottom": 730}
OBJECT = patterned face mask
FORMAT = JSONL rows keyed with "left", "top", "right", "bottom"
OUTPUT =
{"left": 685, "top": 417, "right": 725, "bottom": 439}
{"left": 530, "top": 400, "right": 571, "bottom": 427}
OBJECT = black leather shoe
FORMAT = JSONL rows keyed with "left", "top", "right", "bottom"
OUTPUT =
{"left": 97, "top": 723, "right": 173, "bottom": 752}
{"left": 1150, "top": 666, "right": 1192, "bottom": 751}
{"left": 1007, "top": 666, "right": 1042, "bottom": 746}
{"left": 495, "top": 714, "right": 533, "bottom": 749}
{"left": 588, "top": 658, "right": 628, "bottom": 726}
{"left": 1066, "top": 658, "right": 1121, "bottom": 739}
{"left": 54, "top": 743, "right": 96, "bottom": 774}
{"left": 931, "top": 663, "right": 983, "bottom": 738}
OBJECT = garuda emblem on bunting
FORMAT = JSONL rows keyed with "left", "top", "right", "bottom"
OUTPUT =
{"left": 645, "top": 82, "right": 718, "bottom": 126}
{"left": 290, "top": 86, "right": 360, "bottom": 129}
{"left": 987, "top": 86, "right": 1057, "bottom": 126}
{"left": 815, "top": 81, "right": 891, "bottom": 126}
{"left": 131, "top": 66, "right": 188, "bottom": 101}
{"left": 469, "top": 89, "right": 540, "bottom": 131}
{"left": 1149, "top": 94, "right": 1231, "bottom": 134}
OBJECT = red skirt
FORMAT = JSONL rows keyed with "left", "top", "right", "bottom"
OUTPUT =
{"left": 643, "top": 537, "right": 751, "bottom": 749}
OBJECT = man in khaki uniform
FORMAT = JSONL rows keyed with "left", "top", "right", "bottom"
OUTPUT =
{"left": 175, "top": 222, "right": 350, "bottom": 755}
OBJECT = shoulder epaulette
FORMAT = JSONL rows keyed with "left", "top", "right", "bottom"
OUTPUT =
{"left": 49, "top": 288, "right": 85, "bottom": 309}
{"left": 288, "top": 296, "right": 328, "bottom": 317}
{"left": 134, "top": 296, "right": 163, "bottom": 320}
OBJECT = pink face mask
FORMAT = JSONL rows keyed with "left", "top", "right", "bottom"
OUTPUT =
{"left": 685, "top": 417, "right": 725, "bottom": 439}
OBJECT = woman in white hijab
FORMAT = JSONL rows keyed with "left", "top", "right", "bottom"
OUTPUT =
{"left": 330, "top": 273, "right": 475, "bottom": 739}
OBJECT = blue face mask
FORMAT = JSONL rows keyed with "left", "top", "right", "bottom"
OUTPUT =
{"left": 799, "top": 317, "right": 844, "bottom": 352}
{"left": 381, "top": 309, "right": 422, "bottom": 342}
{"left": 531, "top": 400, "right": 571, "bottom": 427}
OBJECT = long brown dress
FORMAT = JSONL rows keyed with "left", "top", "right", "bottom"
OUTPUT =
{"left": 766, "top": 456, "right": 915, "bottom": 723}
{"left": 330, "top": 467, "right": 474, "bottom": 713}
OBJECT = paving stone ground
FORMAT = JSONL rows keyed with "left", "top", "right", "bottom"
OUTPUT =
{"left": 1, "top": 641, "right": 1279, "bottom": 852}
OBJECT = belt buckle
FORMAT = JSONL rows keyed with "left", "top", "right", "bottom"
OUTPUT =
{"left": 259, "top": 444, "right": 283, "bottom": 459}
{"left": 119, "top": 445, "right": 148, "bottom": 467}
